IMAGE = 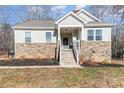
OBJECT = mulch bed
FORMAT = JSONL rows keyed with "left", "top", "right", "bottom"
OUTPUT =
{"left": 81, "top": 61, "right": 124, "bottom": 67}
{"left": 0, "top": 58, "right": 59, "bottom": 66}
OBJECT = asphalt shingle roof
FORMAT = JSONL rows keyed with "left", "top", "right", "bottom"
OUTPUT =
{"left": 13, "top": 20, "right": 55, "bottom": 29}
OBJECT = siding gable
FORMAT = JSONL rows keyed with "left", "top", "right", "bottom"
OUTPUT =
{"left": 59, "top": 14, "right": 84, "bottom": 26}
{"left": 77, "top": 12, "right": 95, "bottom": 22}
{"left": 76, "top": 9, "right": 101, "bottom": 22}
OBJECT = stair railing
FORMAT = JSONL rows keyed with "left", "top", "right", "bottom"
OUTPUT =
{"left": 72, "top": 40, "right": 80, "bottom": 64}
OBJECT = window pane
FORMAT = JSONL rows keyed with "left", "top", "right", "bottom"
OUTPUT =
{"left": 25, "top": 32, "right": 31, "bottom": 43}
{"left": 88, "top": 36, "right": 94, "bottom": 40}
{"left": 88, "top": 30, "right": 94, "bottom": 35}
{"left": 25, "top": 32, "right": 31, "bottom": 37}
{"left": 25, "top": 37, "right": 31, "bottom": 43}
{"left": 96, "top": 30, "right": 102, "bottom": 40}
{"left": 46, "top": 32, "right": 52, "bottom": 42}
{"left": 87, "top": 30, "right": 94, "bottom": 41}
{"left": 96, "top": 30, "right": 102, "bottom": 35}
{"left": 96, "top": 36, "right": 102, "bottom": 40}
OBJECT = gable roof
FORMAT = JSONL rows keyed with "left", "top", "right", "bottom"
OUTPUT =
{"left": 55, "top": 11, "right": 86, "bottom": 24}
{"left": 13, "top": 20, "right": 55, "bottom": 30}
{"left": 76, "top": 8, "right": 102, "bottom": 22}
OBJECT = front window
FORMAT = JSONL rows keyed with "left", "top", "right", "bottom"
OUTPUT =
{"left": 46, "top": 32, "right": 52, "bottom": 43}
{"left": 87, "top": 30, "right": 94, "bottom": 41}
{"left": 96, "top": 29, "right": 102, "bottom": 41}
{"left": 25, "top": 32, "right": 31, "bottom": 43}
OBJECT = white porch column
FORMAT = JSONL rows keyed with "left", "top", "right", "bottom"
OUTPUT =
{"left": 58, "top": 26, "right": 60, "bottom": 41}
{"left": 81, "top": 26, "right": 84, "bottom": 41}
{"left": 57, "top": 25, "right": 61, "bottom": 64}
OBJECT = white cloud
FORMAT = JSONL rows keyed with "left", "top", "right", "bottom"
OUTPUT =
{"left": 51, "top": 5, "right": 67, "bottom": 12}
{"left": 75, "top": 5, "right": 86, "bottom": 10}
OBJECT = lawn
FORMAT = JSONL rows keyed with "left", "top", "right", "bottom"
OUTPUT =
{"left": 0, "top": 60, "right": 124, "bottom": 88}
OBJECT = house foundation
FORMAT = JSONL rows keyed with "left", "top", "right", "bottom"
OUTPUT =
{"left": 80, "top": 41, "right": 111, "bottom": 63}
{"left": 15, "top": 43, "right": 56, "bottom": 59}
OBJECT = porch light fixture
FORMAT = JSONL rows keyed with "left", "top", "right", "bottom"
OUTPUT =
{"left": 65, "top": 29, "right": 67, "bottom": 31}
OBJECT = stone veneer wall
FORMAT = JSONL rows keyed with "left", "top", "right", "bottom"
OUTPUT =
{"left": 15, "top": 43, "right": 56, "bottom": 59}
{"left": 80, "top": 41, "right": 111, "bottom": 63}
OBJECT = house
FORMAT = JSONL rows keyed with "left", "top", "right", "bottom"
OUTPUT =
{"left": 13, "top": 8, "right": 112, "bottom": 66}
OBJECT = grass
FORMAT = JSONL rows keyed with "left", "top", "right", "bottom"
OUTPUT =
{"left": 0, "top": 60, "right": 124, "bottom": 88}
{"left": 0, "top": 59, "right": 123, "bottom": 88}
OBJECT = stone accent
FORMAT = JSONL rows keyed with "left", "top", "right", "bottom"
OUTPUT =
{"left": 15, "top": 43, "right": 56, "bottom": 59}
{"left": 80, "top": 41, "right": 111, "bottom": 63}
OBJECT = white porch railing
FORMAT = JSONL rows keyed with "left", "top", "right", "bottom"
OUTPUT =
{"left": 73, "top": 40, "right": 80, "bottom": 64}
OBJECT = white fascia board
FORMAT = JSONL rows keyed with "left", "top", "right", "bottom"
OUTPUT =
{"left": 76, "top": 9, "right": 102, "bottom": 22}
{"left": 13, "top": 26, "right": 55, "bottom": 30}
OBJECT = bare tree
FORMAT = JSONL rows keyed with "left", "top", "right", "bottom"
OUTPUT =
{"left": 0, "top": 6, "right": 14, "bottom": 53}
{"left": 25, "top": 5, "right": 66, "bottom": 20}
{"left": 25, "top": 5, "right": 52, "bottom": 20}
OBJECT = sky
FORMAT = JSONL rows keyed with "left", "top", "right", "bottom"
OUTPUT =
{"left": 0, "top": 5, "right": 87, "bottom": 25}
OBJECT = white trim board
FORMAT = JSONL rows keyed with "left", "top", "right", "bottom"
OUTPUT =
{"left": 55, "top": 12, "right": 86, "bottom": 24}
{"left": 76, "top": 8, "right": 102, "bottom": 22}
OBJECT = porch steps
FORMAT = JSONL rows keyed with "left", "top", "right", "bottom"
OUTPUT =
{"left": 61, "top": 49, "right": 78, "bottom": 67}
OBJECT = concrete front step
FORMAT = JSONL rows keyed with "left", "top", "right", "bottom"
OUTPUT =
{"left": 61, "top": 49, "right": 77, "bottom": 67}
{"left": 61, "top": 50, "right": 73, "bottom": 52}
{"left": 61, "top": 55, "right": 74, "bottom": 58}
{"left": 60, "top": 63, "right": 78, "bottom": 67}
{"left": 61, "top": 53, "right": 74, "bottom": 55}
{"left": 61, "top": 63, "right": 77, "bottom": 66}
{"left": 61, "top": 60, "right": 75, "bottom": 62}
{"left": 61, "top": 51, "right": 73, "bottom": 54}
{"left": 61, "top": 50, "right": 72, "bottom": 52}
{"left": 61, "top": 62, "right": 76, "bottom": 64}
{"left": 61, "top": 49, "right": 72, "bottom": 50}
{"left": 61, "top": 55, "right": 74, "bottom": 57}
{"left": 62, "top": 58, "right": 75, "bottom": 60}
{"left": 61, "top": 57, "right": 75, "bottom": 59}
{"left": 61, "top": 61, "right": 76, "bottom": 64}
{"left": 60, "top": 65, "right": 80, "bottom": 67}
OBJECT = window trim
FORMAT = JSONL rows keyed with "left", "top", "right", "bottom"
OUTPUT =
{"left": 95, "top": 29, "right": 102, "bottom": 41}
{"left": 46, "top": 32, "right": 52, "bottom": 43}
{"left": 25, "top": 32, "right": 31, "bottom": 43}
{"left": 87, "top": 29, "right": 102, "bottom": 41}
{"left": 87, "top": 30, "right": 94, "bottom": 41}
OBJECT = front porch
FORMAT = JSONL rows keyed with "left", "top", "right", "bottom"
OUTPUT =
{"left": 60, "top": 27, "right": 81, "bottom": 49}
{"left": 57, "top": 26, "right": 82, "bottom": 66}
{"left": 55, "top": 12, "right": 84, "bottom": 66}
